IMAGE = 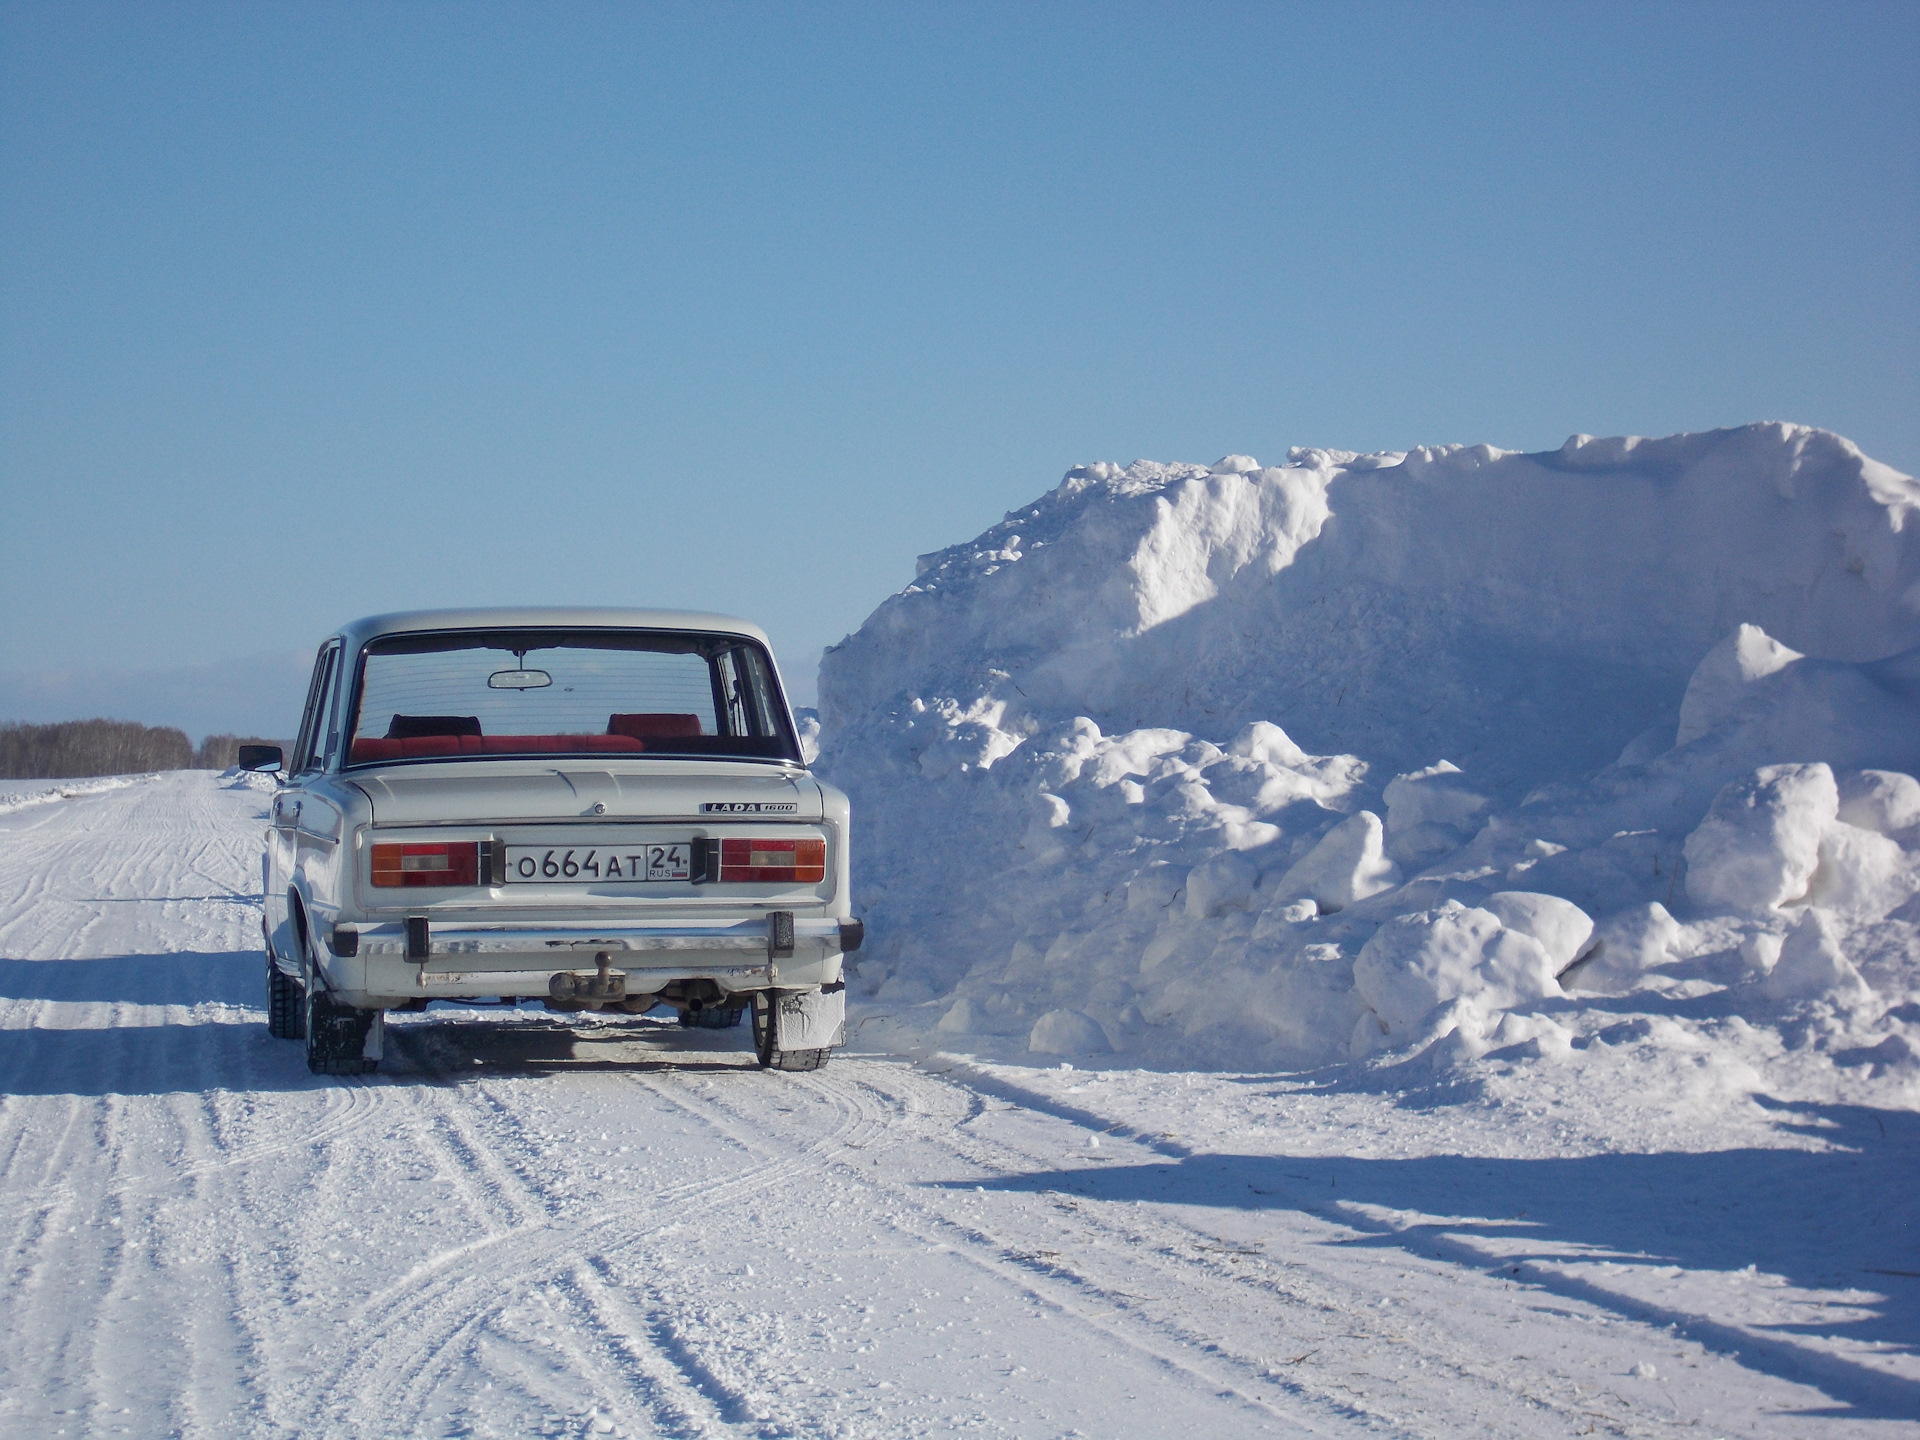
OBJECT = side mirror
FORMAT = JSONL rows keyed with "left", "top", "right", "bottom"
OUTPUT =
{"left": 237, "top": 745, "right": 284, "bottom": 773}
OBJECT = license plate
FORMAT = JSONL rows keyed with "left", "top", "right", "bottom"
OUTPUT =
{"left": 502, "top": 844, "right": 689, "bottom": 883}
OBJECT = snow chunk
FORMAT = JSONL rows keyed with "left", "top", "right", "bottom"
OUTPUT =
{"left": 1269, "top": 811, "right": 1400, "bottom": 913}
{"left": 1210, "top": 455, "right": 1261, "bottom": 474}
{"left": 793, "top": 708, "right": 822, "bottom": 765}
{"left": 934, "top": 997, "right": 980, "bottom": 1036}
{"left": 1480, "top": 892, "right": 1594, "bottom": 973}
{"left": 1478, "top": 1010, "right": 1577, "bottom": 1062}
{"left": 1683, "top": 763, "right": 1838, "bottom": 913}
{"left": 1384, "top": 762, "right": 1490, "bottom": 867}
{"left": 1807, "top": 821, "right": 1917, "bottom": 921}
{"left": 1741, "top": 931, "right": 1785, "bottom": 976}
{"left": 1125, "top": 863, "right": 1188, "bottom": 914}
{"left": 1352, "top": 901, "right": 1563, "bottom": 1044}
{"left": 1837, "top": 769, "right": 1920, "bottom": 835}
{"left": 1028, "top": 1009, "right": 1112, "bottom": 1056}
{"left": 1761, "top": 908, "right": 1873, "bottom": 1004}
{"left": 1659, "top": 627, "right": 1920, "bottom": 783}
{"left": 938, "top": 996, "right": 1023, "bottom": 1035}
{"left": 1564, "top": 903, "right": 1682, "bottom": 994}
{"left": 1228, "top": 720, "right": 1308, "bottom": 768}
{"left": 1675, "top": 625, "right": 1802, "bottom": 746}
{"left": 1186, "top": 850, "right": 1259, "bottom": 918}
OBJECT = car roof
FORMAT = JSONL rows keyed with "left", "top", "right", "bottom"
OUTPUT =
{"left": 331, "top": 607, "right": 773, "bottom": 650}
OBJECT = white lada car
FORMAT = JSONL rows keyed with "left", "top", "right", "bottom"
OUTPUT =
{"left": 244, "top": 608, "right": 860, "bottom": 1076}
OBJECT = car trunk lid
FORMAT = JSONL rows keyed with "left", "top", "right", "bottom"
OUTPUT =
{"left": 351, "top": 763, "right": 823, "bottom": 826}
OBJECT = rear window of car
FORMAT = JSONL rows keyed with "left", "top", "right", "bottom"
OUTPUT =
{"left": 343, "top": 628, "right": 800, "bottom": 766}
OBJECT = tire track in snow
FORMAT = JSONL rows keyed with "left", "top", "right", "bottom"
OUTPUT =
{"left": 869, "top": 1071, "right": 1567, "bottom": 1438}
{"left": 0, "top": 1018, "right": 387, "bottom": 1234}
{"left": 0, "top": 1103, "right": 104, "bottom": 1435}
{"left": 555, "top": 1257, "right": 744, "bottom": 1437}
{"left": 293, "top": 1059, "right": 879, "bottom": 1436}
{"left": 301, "top": 1050, "right": 1348, "bottom": 1440}
{"left": 887, "top": 1073, "right": 1633, "bottom": 1436}
{"left": 651, "top": 1065, "right": 1335, "bottom": 1435}
{"left": 911, "top": 1071, "right": 1743, "bottom": 1439}
{"left": 670, "top": 1062, "right": 1619, "bottom": 1440}
{"left": 0, "top": 774, "right": 336, "bottom": 1439}
{"left": 0, "top": 773, "right": 265, "bottom": 963}
{"left": 577, "top": 1065, "right": 1321, "bottom": 1437}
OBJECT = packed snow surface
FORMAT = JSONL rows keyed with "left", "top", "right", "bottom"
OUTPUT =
{"left": 816, "top": 424, "right": 1920, "bottom": 1090}
{"left": 2, "top": 772, "right": 1916, "bottom": 1436}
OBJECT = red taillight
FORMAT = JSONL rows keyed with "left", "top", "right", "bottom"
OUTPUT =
{"left": 371, "top": 842, "right": 480, "bottom": 888}
{"left": 718, "top": 837, "right": 826, "bottom": 883}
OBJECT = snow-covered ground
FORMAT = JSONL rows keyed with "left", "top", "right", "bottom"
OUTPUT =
{"left": 1, "top": 771, "right": 1915, "bottom": 1437}
{"left": 4, "top": 423, "right": 1918, "bottom": 1436}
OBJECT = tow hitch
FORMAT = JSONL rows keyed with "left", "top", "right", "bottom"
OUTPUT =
{"left": 547, "top": 951, "right": 627, "bottom": 1009}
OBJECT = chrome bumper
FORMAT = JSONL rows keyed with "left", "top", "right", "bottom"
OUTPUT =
{"left": 325, "top": 915, "right": 857, "bottom": 1003}
{"left": 351, "top": 915, "right": 847, "bottom": 961}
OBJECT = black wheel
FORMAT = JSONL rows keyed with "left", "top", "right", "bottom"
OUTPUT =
{"left": 266, "top": 954, "right": 304, "bottom": 1040}
{"left": 294, "top": 905, "right": 376, "bottom": 1075}
{"left": 751, "top": 991, "right": 831, "bottom": 1072}
{"left": 304, "top": 985, "right": 379, "bottom": 1075}
{"left": 679, "top": 1003, "right": 747, "bottom": 1030}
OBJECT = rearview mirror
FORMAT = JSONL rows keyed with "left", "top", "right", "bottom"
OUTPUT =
{"left": 488, "top": 669, "right": 552, "bottom": 690}
{"left": 237, "top": 744, "right": 284, "bottom": 772}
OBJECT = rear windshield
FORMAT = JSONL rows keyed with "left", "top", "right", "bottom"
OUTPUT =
{"left": 344, "top": 628, "right": 800, "bottom": 767}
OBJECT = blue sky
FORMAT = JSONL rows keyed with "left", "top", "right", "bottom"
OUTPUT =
{"left": 3, "top": 1, "right": 1915, "bottom": 736}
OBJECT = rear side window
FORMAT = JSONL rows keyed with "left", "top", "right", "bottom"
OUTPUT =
{"left": 291, "top": 643, "right": 341, "bottom": 774}
{"left": 343, "top": 628, "right": 800, "bottom": 766}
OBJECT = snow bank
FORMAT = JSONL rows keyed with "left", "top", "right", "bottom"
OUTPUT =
{"left": 816, "top": 424, "right": 1920, "bottom": 1085}
{"left": 0, "top": 774, "right": 147, "bottom": 815}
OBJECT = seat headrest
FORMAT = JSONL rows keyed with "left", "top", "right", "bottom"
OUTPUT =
{"left": 607, "top": 713, "right": 703, "bottom": 739}
{"left": 386, "top": 714, "right": 482, "bottom": 739}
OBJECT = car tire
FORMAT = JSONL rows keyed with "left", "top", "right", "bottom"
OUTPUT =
{"left": 751, "top": 990, "right": 830, "bottom": 1071}
{"left": 266, "top": 954, "right": 304, "bottom": 1040}
{"left": 679, "top": 1003, "right": 747, "bottom": 1030}
{"left": 304, "top": 982, "right": 379, "bottom": 1076}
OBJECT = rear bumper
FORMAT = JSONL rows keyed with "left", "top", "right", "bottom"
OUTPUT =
{"left": 353, "top": 915, "right": 849, "bottom": 959}
{"left": 325, "top": 916, "right": 850, "bottom": 1004}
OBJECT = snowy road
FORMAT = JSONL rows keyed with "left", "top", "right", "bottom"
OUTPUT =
{"left": 0, "top": 774, "right": 1913, "bottom": 1438}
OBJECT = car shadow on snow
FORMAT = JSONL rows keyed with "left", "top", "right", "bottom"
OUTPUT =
{"left": 0, "top": 955, "right": 760, "bottom": 1091}
{"left": 383, "top": 1011, "right": 763, "bottom": 1079}
{"left": 0, "top": 950, "right": 260, "bottom": 1008}
{"left": 944, "top": 1100, "right": 1920, "bottom": 1422}
{"left": 0, "top": 1011, "right": 326, "bottom": 1096}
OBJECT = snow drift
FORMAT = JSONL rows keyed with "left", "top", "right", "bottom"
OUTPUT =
{"left": 816, "top": 423, "right": 1920, "bottom": 1079}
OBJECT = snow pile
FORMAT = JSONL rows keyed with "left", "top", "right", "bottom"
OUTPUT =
{"left": 0, "top": 774, "right": 146, "bottom": 815}
{"left": 816, "top": 424, "right": 1920, "bottom": 1085}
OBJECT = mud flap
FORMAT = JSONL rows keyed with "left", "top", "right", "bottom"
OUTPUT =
{"left": 309, "top": 992, "right": 382, "bottom": 1072}
{"left": 775, "top": 986, "right": 846, "bottom": 1050}
{"left": 361, "top": 1007, "right": 385, "bottom": 1062}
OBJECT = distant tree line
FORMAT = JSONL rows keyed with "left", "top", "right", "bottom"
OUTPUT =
{"left": 0, "top": 720, "right": 291, "bottom": 779}
{"left": 194, "top": 733, "right": 294, "bottom": 770}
